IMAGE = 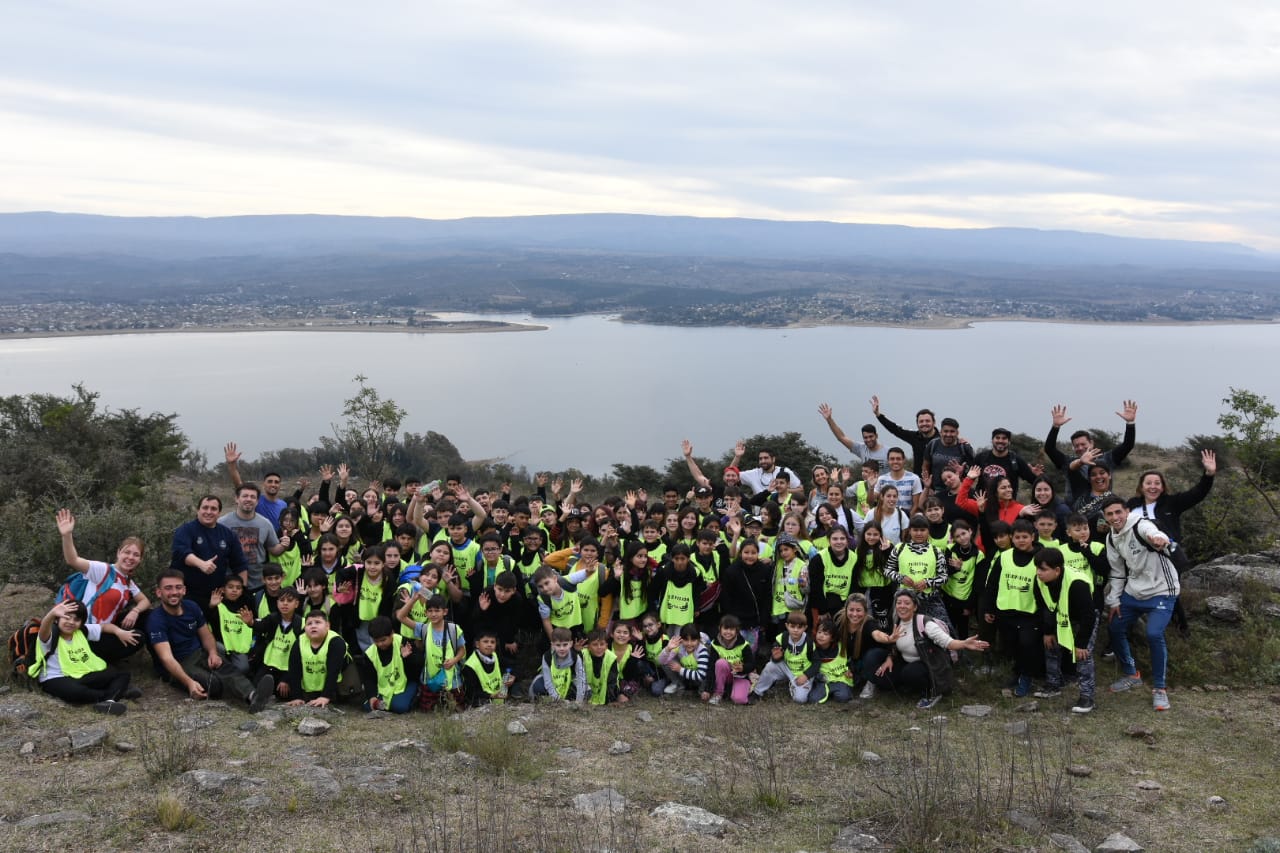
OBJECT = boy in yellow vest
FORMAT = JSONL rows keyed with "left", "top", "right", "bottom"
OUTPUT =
{"left": 1032, "top": 547, "right": 1099, "bottom": 714}
{"left": 397, "top": 591, "right": 466, "bottom": 711}
{"left": 583, "top": 629, "right": 625, "bottom": 705}
{"left": 206, "top": 575, "right": 254, "bottom": 676}
{"left": 462, "top": 628, "right": 514, "bottom": 708}
{"left": 530, "top": 626, "right": 587, "bottom": 703}
{"left": 286, "top": 611, "right": 348, "bottom": 708}
{"left": 252, "top": 586, "right": 304, "bottom": 702}
{"left": 362, "top": 615, "right": 416, "bottom": 713}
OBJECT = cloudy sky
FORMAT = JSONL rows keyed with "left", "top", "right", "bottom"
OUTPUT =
{"left": 2, "top": 2, "right": 1278, "bottom": 249}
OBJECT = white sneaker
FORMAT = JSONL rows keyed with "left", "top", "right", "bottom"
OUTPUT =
{"left": 859, "top": 682, "right": 877, "bottom": 700}
{"left": 707, "top": 694, "right": 721, "bottom": 705}
{"left": 663, "top": 682, "right": 680, "bottom": 695}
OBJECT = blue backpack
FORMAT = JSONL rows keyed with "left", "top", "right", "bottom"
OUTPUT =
{"left": 55, "top": 564, "right": 118, "bottom": 610}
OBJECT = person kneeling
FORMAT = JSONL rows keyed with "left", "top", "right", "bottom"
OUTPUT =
{"left": 752, "top": 612, "right": 818, "bottom": 704}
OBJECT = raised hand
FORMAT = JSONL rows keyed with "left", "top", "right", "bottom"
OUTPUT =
{"left": 681, "top": 439, "right": 694, "bottom": 458}
{"left": 870, "top": 395, "right": 881, "bottom": 416}
{"left": 734, "top": 439, "right": 746, "bottom": 458}
{"left": 570, "top": 477, "right": 584, "bottom": 494}
{"left": 818, "top": 402, "right": 833, "bottom": 420}
{"left": 636, "top": 488, "right": 648, "bottom": 505}
{"left": 337, "top": 463, "right": 349, "bottom": 483}
{"left": 319, "top": 464, "right": 335, "bottom": 481}
{"left": 625, "top": 490, "right": 637, "bottom": 509}
{"left": 224, "top": 442, "right": 241, "bottom": 465}
{"left": 535, "top": 472, "right": 548, "bottom": 487}
{"left": 1051, "top": 405, "right": 1071, "bottom": 428}
{"left": 550, "top": 477, "right": 563, "bottom": 495}
{"left": 55, "top": 508, "right": 76, "bottom": 536}
{"left": 1202, "top": 449, "right": 1217, "bottom": 475}
{"left": 1117, "top": 400, "right": 1138, "bottom": 423}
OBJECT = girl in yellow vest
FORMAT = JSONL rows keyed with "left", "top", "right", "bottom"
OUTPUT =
{"left": 30, "top": 600, "right": 137, "bottom": 714}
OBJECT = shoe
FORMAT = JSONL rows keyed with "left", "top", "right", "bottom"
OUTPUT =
{"left": 1101, "top": 650, "right": 1116, "bottom": 660}
{"left": 707, "top": 695, "right": 721, "bottom": 705}
{"left": 1014, "top": 676, "right": 1031, "bottom": 698}
{"left": 859, "top": 682, "right": 877, "bottom": 700}
{"left": 1110, "top": 672, "right": 1143, "bottom": 693}
{"left": 248, "top": 674, "right": 275, "bottom": 713}
{"left": 368, "top": 697, "right": 385, "bottom": 712}
{"left": 1070, "top": 697, "right": 1095, "bottom": 714}
{"left": 122, "top": 686, "right": 143, "bottom": 700}
{"left": 916, "top": 694, "right": 942, "bottom": 710}
{"left": 1152, "top": 688, "right": 1170, "bottom": 712}
{"left": 1033, "top": 686, "right": 1062, "bottom": 699}
{"left": 205, "top": 672, "right": 224, "bottom": 700}
{"left": 663, "top": 682, "right": 680, "bottom": 695}
{"left": 93, "top": 699, "right": 127, "bottom": 716}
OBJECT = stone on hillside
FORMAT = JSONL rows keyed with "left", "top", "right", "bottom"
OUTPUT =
{"left": 1014, "top": 700, "right": 1039, "bottom": 713}
{"left": 635, "top": 710, "right": 654, "bottom": 722}
{"left": 572, "top": 787, "right": 627, "bottom": 816}
{"left": 174, "top": 713, "right": 216, "bottom": 733}
{"left": 300, "top": 766, "right": 340, "bottom": 799}
{"left": 651, "top": 801, "right": 732, "bottom": 837}
{"left": 381, "top": 738, "right": 427, "bottom": 752}
{"left": 296, "top": 717, "right": 331, "bottom": 736}
{"left": 1050, "top": 833, "right": 1089, "bottom": 853}
{"left": 19, "top": 742, "right": 35, "bottom": 756}
{"left": 0, "top": 705, "right": 40, "bottom": 723}
{"left": 960, "top": 704, "right": 992, "bottom": 717}
{"left": 1095, "top": 832, "right": 1144, "bottom": 851}
{"left": 453, "top": 751, "right": 478, "bottom": 767}
{"left": 1136, "top": 779, "right": 1162, "bottom": 791}
{"left": 1125, "top": 724, "right": 1155, "bottom": 739}
{"left": 114, "top": 741, "right": 136, "bottom": 753}
{"left": 506, "top": 720, "right": 528, "bottom": 735}
{"left": 831, "top": 825, "right": 882, "bottom": 850}
{"left": 180, "top": 769, "right": 264, "bottom": 794}
{"left": 1185, "top": 555, "right": 1280, "bottom": 593}
{"left": 1004, "top": 721, "right": 1028, "bottom": 737}
{"left": 1067, "top": 764, "right": 1093, "bottom": 778}
{"left": 608, "top": 740, "right": 632, "bottom": 755}
{"left": 1207, "top": 795, "right": 1228, "bottom": 811}
{"left": 69, "top": 726, "right": 107, "bottom": 753}
{"left": 345, "top": 765, "right": 404, "bottom": 792}
{"left": 1205, "top": 595, "right": 1243, "bottom": 622}
{"left": 1006, "top": 809, "right": 1041, "bottom": 832}
{"left": 15, "top": 811, "right": 91, "bottom": 828}
{"left": 1262, "top": 603, "right": 1280, "bottom": 620}
{"left": 861, "top": 750, "right": 883, "bottom": 765}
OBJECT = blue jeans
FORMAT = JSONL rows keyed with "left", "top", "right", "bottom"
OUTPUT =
{"left": 1110, "top": 593, "right": 1176, "bottom": 689}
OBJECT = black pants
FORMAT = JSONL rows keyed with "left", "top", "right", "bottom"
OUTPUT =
{"left": 40, "top": 669, "right": 131, "bottom": 704}
{"left": 863, "top": 647, "right": 931, "bottom": 698}
{"left": 997, "top": 613, "right": 1044, "bottom": 679}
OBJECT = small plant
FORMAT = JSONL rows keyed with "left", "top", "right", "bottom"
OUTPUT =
{"left": 137, "top": 724, "right": 207, "bottom": 781}
{"left": 155, "top": 792, "right": 199, "bottom": 831}
{"left": 468, "top": 717, "right": 541, "bottom": 780}
{"left": 428, "top": 717, "right": 465, "bottom": 753}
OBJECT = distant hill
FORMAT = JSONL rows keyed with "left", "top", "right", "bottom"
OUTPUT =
{"left": 0, "top": 211, "right": 1275, "bottom": 270}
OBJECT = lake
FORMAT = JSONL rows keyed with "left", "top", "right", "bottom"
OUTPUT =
{"left": 2, "top": 314, "right": 1277, "bottom": 476}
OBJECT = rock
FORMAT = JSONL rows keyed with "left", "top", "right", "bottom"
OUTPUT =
{"left": 1095, "top": 832, "right": 1144, "bottom": 851}
{"left": 1003, "top": 721, "right": 1029, "bottom": 737}
{"left": 1050, "top": 833, "right": 1089, "bottom": 853}
{"left": 681, "top": 772, "right": 707, "bottom": 787}
{"left": 1082, "top": 808, "right": 1108, "bottom": 821}
{"left": 1262, "top": 603, "right": 1280, "bottom": 620}
{"left": 0, "top": 705, "right": 40, "bottom": 723}
{"left": 960, "top": 704, "right": 992, "bottom": 717}
{"left": 861, "top": 750, "right": 883, "bottom": 765}
{"left": 238, "top": 720, "right": 260, "bottom": 732}
{"left": 1067, "top": 764, "right": 1093, "bottom": 778}
{"left": 1185, "top": 557, "right": 1280, "bottom": 594}
{"left": 453, "top": 751, "right": 478, "bottom": 767}
{"left": 1125, "top": 724, "right": 1155, "bottom": 739}
{"left": 930, "top": 715, "right": 948, "bottom": 724}
{"left": 345, "top": 765, "right": 405, "bottom": 792}
{"left": 557, "top": 747, "right": 584, "bottom": 760}
{"left": 180, "top": 770, "right": 264, "bottom": 794}
{"left": 572, "top": 787, "right": 627, "bottom": 816}
{"left": 1247, "top": 838, "right": 1280, "bottom": 853}
{"left": 1205, "top": 683, "right": 1230, "bottom": 692}
{"left": 1005, "top": 809, "right": 1041, "bottom": 833}
{"left": 650, "top": 801, "right": 732, "bottom": 837}
{"left": 1207, "top": 795, "right": 1228, "bottom": 811}
{"left": 1205, "top": 595, "right": 1243, "bottom": 622}
{"left": 68, "top": 726, "right": 107, "bottom": 753}
{"left": 299, "top": 766, "right": 340, "bottom": 799}
{"left": 296, "top": 717, "right": 331, "bottom": 736}
{"left": 114, "top": 741, "right": 136, "bottom": 753}
{"left": 1014, "top": 700, "right": 1039, "bottom": 713}
{"left": 1136, "top": 780, "right": 1162, "bottom": 791}
{"left": 239, "top": 794, "right": 272, "bottom": 810}
{"left": 506, "top": 720, "right": 528, "bottom": 735}
{"left": 831, "top": 825, "right": 882, "bottom": 850}
{"left": 14, "top": 811, "right": 92, "bottom": 828}
{"left": 381, "top": 738, "right": 427, "bottom": 752}
{"left": 608, "top": 740, "right": 632, "bottom": 755}
{"left": 19, "top": 742, "right": 35, "bottom": 756}
{"left": 0, "top": 685, "right": 9, "bottom": 695}
{"left": 636, "top": 710, "right": 654, "bottom": 722}
{"left": 174, "top": 713, "right": 216, "bottom": 733}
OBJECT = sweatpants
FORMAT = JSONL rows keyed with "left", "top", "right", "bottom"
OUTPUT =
{"left": 710, "top": 659, "right": 752, "bottom": 704}
{"left": 752, "top": 660, "right": 812, "bottom": 703}
{"left": 1045, "top": 617, "right": 1097, "bottom": 702}
{"left": 40, "top": 669, "right": 131, "bottom": 704}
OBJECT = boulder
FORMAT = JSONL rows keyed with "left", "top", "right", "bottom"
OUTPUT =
{"left": 296, "top": 717, "right": 331, "bottom": 736}
{"left": 1095, "top": 832, "right": 1144, "bottom": 851}
{"left": 1205, "top": 595, "right": 1243, "bottom": 622}
{"left": 180, "top": 770, "right": 264, "bottom": 794}
{"left": 1050, "top": 834, "right": 1089, "bottom": 853}
{"left": 572, "top": 787, "right": 627, "bottom": 816}
{"left": 506, "top": 720, "right": 528, "bottom": 735}
{"left": 960, "top": 704, "right": 992, "bottom": 717}
{"left": 831, "top": 825, "right": 882, "bottom": 850}
{"left": 68, "top": 726, "right": 107, "bottom": 753}
{"left": 650, "top": 802, "right": 732, "bottom": 837}
{"left": 1184, "top": 555, "right": 1280, "bottom": 593}
{"left": 607, "top": 740, "right": 632, "bottom": 755}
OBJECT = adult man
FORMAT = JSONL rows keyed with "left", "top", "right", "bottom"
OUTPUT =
{"left": 738, "top": 446, "right": 802, "bottom": 496}
{"left": 219, "top": 483, "right": 289, "bottom": 593}
{"left": 872, "top": 447, "right": 925, "bottom": 514}
{"left": 147, "top": 569, "right": 273, "bottom": 711}
{"left": 817, "top": 403, "right": 889, "bottom": 465}
{"left": 869, "top": 395, "right": 938, "bottom": 476}
{"left": 922, "top": 418, "right": 975, "bottom": 495}
{"left": 680, "top": 439, "right": 745, "bottom": 504}
{"left": 224, "top": 441, "right": 287, "bottom": 526}
{"left": 170, "top": 495, "right": 249, "bottom": 609}
{"left": 1102, "top": 496, "right": 1178, "bottom": 712}
{"left": 1043, "top": 402, "right": 1137, "bottom": 502}
{"left": 973, "top": 428, "right": 1041, "bottom": 500}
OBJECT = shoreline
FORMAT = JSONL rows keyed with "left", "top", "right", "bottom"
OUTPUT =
{"left": 2, "top": 313, "right": 1277, "bottom": 342}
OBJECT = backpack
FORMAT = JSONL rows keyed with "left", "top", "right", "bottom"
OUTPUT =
{"left": 56, "top": 564, "right": 117, "bottom": 610}
{"left": 910, "top": 614, "right": 954, "bottom": 696}
{"left": 8, "top": 617, "right": 42, "bottom": 683}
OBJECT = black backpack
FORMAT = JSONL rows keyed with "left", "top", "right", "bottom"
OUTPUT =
{"left": 8, "top": 617, "right": 42, "bottom": 684}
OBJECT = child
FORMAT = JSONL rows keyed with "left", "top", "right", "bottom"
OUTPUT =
{"left": 703, "top": 614, "right": 755, "bottom": 705}
{"left": 207, "top": 575, "right": 254, "bottom": 675}
{"left": 301, "top": 568, "right": 333, "bottom": 619}
{"left": 583, "top": 628, "right": 625, "bottom": 705}
{"left": 29, "top": 600, "right": 138, "bottom": 714}
{"left": 639, "top": 613, "right": 672, "bottom": 696}
{"left": 1034, "top": 511, "right": 1061, "bottom": 549}
{"left": 941, "top": 519, "right": 980, "bottom": 642}
{"left": 809, "top": 617, "right": 854, "bottom": 703}
{"left": 252, "top": 586, "right": 304, "bottom": 701}
{"left": 530, "top": 627, "right": 587, "bottom": 703}
{"left": 343, "top": 545, "right": 397, "bottom": 656}
{"left": 533, "top": 565, "right": 584, "bottom": 645}
{"left": 609, "top": 621, "right": 645, "bottom": 698}
{"left": 470, "top": 571, "right": 526, "bottom": 676}
{"left": 752, "top": 611, "right": 817, "bottom": 704}
{"left": 397, "top": 591, "right": 466, "bottom": 711}
{"left": 923, "top": 498, "right": 951, "bottom": 550}
{"left": 254, "top": 563, "right": 286, "bottom": 619}
{"left": 657, "top": 624, "right": 709, "bottom": 696}
{"left": 770, "top": 534, "right": 810, "bottom": 631}
{"left": 363, "top": 615, "right": 417, "bottom": 713}
{"left": 286, "top": 610, "right": 349, "bottom": 708}
{"left": 462, "top": 629, "right": 514, "bottom": 708}
{"left": 1032, "top": 548, "right": 1098, "bottom": 713}
{"left": 982, "top": 519, "right": 1043, "bottom": 697}
{"left": 649, "top": 544, "right": 706, "bottom": 635}
{"left": 853, "top": 521, "right": 894, "bottom": 629}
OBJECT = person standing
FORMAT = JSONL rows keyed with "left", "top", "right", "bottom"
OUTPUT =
{"left": 219, "top": 483, "right": 289, "bottom": 593}
{"left": 817, "top": 403, "right": 889, "bottom": 466}
{"left": 170, "top": 495, "right": 249, "bottom": 609}
{"left": 869, "top": 395, "right": 939, "bottom": 477}
{"left": 224, "top": 441, "right": 287, "bottom": 527}
{"left": 1043, "top": 402, "right": 1137, "bottom": 502}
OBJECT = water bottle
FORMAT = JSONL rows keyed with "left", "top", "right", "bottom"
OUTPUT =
{"left": 497, "top": 667, "right": 514, "bottom": 702}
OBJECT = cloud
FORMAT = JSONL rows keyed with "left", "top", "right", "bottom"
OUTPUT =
{"left": 0, "top": 2, "right": 1277, "bottom": 248}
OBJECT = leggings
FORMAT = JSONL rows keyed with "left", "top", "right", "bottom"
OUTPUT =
{"left": 40, "top": 669, "right": 131, "bottom": 704}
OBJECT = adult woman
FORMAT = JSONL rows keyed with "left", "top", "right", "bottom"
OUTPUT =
{"left": 1027, "top": 476, "right": 1072, "bottom": 530}
{"left": 862, "top": 589, "right": 989, "bottom": 709}
{"left": 54, "top": 508, "right": 150, "bottom": 662}
{"left": 834, "top": 592, "right": 878, "bottom": 697}
{"left": 866, "top": 486, "right": 910, "bottom": 544}
{"left": 956, "top": 469, "right": 1028, "bottom": 552}
{"left": 807, "top": 465, "right": 832, "bottom": 512}
{"left": 824, "top": 483, "right": 865, "bottom": 537}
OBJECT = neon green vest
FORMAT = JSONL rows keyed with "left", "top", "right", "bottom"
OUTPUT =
{"left": 995, "top": 551, "right": 1038, "bottom": 614}
{"left": 1062, "top": 542, "right": 1102, "bottom": 592}
{"left": 820, "top": 548, "right": 855, "bottom": 599}
{"left": 777, "top": 633, "right": 810, "bottom": 675}
{"left": 546, "top": 590, "right": 583, "bottom": 630}
{"left": 32, "top": 630, "right": 106, "bottom": 680}
{"left": 262, "top": 620, "right": 299, "bottom": 671}
{"left": 773, "top": 559, "right": 806, "bottom": 618}
{"left": 941, "top": 548, "right": 978, "bottom": 600}
{"left": 618, "top": 573, "right": 648, "bottom": 621}
{"left": 1035, "top": 579, "right": 1076, "bottom": 649}
{"left": 929, "top": 525, "right": 951, "bottom": 551}
{"left": 574, "top": 567, "right": 603, "bottom": 633}
{"left": 463, "top": 652, "right": 503, "bottom": 701}
{"left": 216, "top": 602, "right": 253, "bottom": 654}
{"left": 365, "top": 635, "right": 409, "bottom": 704}
{"left": 691, "top": 550, "right": 721, "bottom": 585}
{"left": 548, "top": 653, "right": 575, "bottom": 698}
{"left": 586, "top": 649, "right": 618, "bottom": 705}
{"left": 357, "top": 573, "right": 386, "bottom": 622}
{"left": 855, "top": 549, "right": 889, "bottom": 589}
{"left": 818, "top": 649, "right": 853, "bottom": 687}
{"left": 710, "top": 639, "right": 746, "bottom": 668}
{"left": 659, "top": 577, "right": 695, "bottom": 626}
{"left": 299, "top": 631, "right": 339, "bottom": 693}
{"left": 423, "top": 623, "right": 462, "bottom": 689}
{"left": 644, "top": 633, "right": 668, "bottom": 666}
{"left": 894, "top": 544, "right": 939, "bottom": 592}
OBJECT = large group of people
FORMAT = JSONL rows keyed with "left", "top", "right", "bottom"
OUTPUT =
{"left": 27, "top": 397, "right": 1215, "bottom": 718}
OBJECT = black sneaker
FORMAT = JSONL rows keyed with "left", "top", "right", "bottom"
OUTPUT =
{"left": 1033, "top": 685, "right": 1063, "bottom": 699}
{"left": 122, "top": 686, "right": 143, "bottom": 700}
{"left": 248, "top": 674, "right": 274, "bottom": 713}
{"left": 93, "top": 699, "right": 127, "bottom": 716}
{"left": 1070, "top": 697, "right": 1095, "bottom": 714}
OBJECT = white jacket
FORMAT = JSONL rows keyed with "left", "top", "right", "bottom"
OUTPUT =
{"left": 1105, "top": 514, "right": 1180, "bottom": 606}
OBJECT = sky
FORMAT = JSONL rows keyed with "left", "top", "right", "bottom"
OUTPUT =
{"left": 2, "top": 2, "right": 1278, "bottom": 249}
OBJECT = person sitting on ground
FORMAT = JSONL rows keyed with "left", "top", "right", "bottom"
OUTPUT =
{"left": 54, "top": 508, "right": 150, "bottom": 662}
{"left": 29, "top": 600, "right": 140, "bottom": 715}
{"left": 752, "top": 611, "right": 818, "bottom": 704}
{"left": 286, "top": 610, "right": 349, "bottom": 708}
{"left": 530, "top": 627, "right": 587, "bottom": 704}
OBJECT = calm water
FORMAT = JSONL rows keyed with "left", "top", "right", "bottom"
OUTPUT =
{"left": 2, "top": 315, "right": 1277, "bottom": 475}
